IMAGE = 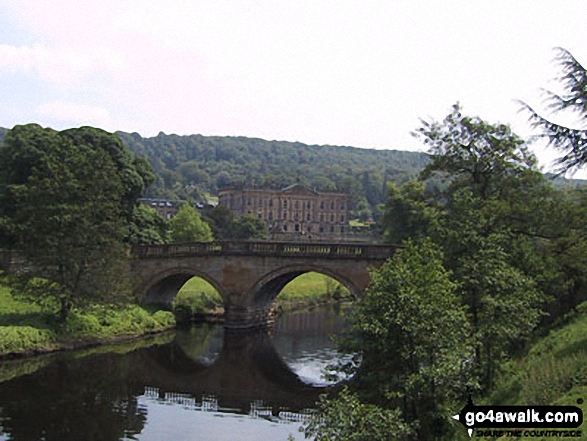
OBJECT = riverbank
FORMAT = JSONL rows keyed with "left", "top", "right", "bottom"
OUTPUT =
{"left": 0, "top": 285, "right": 176, "bottom": 359}
{"left": 0, "top": 271, "right": 351, "bottom": 358}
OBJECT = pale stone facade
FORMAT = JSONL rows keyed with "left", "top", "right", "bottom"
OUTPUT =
{"left": 218, "top": 184, "right": 348, "bottom": 239}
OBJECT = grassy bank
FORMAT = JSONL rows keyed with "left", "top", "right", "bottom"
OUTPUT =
{"left": 174, "top": 272, "right": 352, "bottom": 321}
{"left": 459, "top": 303, "right": 587, "bottom": 440}
{"left": 0, "top": 284, "right": 176, "bottom": 358}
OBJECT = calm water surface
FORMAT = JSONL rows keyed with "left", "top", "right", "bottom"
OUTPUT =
{"left": 0, "top": 305, "right": 351, "bottom": 441}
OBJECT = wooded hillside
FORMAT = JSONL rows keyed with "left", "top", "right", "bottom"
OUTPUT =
{"left": 116, "top": 131, "right": 430, "bottom": 220}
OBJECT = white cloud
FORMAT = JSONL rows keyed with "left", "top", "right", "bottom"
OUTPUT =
{"left": 36, "top": 101, "right": 112, "bottom": 128}
{"left": 0, "top": 43, "right": 125, "bottom": 84}
{"left": 2, "top": 0, "right": 587, "bottom": 178}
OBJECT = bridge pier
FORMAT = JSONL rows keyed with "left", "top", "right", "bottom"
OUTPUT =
{"left": 224, "top": 306, "right": 275, "bottom": 331}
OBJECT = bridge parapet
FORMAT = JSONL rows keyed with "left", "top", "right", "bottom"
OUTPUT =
{"left": 131, "top": 240, "right": 395, "bottom": 261}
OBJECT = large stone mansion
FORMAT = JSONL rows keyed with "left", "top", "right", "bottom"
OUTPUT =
{"left": 218, "top": 184, "right": 348, "bottom": 239}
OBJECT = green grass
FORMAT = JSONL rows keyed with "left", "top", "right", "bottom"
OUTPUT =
{"left": 174, "top": 278, "right": 223, "bottom": 321}
{"left": 277, "top": 272, "right": 351, "bottom": 309}
{"left": 466, "top": 303, "right": 587, "bottom": 441}
{"left": 0, "top": 284, "right": 176, "bottom": 357}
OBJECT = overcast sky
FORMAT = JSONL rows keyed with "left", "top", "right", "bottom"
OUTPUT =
{"left": 1, "top": 1, "right": 586, "bottom": 177}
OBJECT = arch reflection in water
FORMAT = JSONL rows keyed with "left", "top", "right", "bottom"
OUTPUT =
{"left": 0, "top": 306, "right": 350, "bottom": 441}
{"left": 138, "top": 325, "right": 327, "bottom": 411}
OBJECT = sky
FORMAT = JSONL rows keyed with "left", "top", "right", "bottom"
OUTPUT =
{"left": 1, "top": 1, "right": 586, "bottom": 177}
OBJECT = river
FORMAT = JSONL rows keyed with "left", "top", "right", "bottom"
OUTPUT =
{"left": 0, "top": 305, "right": 351, "bottom": 441}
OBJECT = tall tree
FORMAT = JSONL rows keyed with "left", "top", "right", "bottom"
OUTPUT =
{"left": 330, "top": 240, "right": 473, "bottom": 440}
{"left": 0, "top": 125, "right": 153, "bottom": 320}
{"left": 380, "top": 180, "right": 439, "bottom": 244}
{"left": 416, "top": 103, "right": 538, "bottom": 199}
{"left": 168, "top": 204, "right": 214, "bottom": 243}
{"left": 522, "top": 48, "right": 587, "bottom": 173}
{"left": 412, "top": 107, "right": 550, "bottom": 389}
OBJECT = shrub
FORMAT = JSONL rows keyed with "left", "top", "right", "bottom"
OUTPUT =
{"left": 152, "top": 310, "right": 176, "bottom": 328}
{"left": 0, "top": 326, "right": 55, "bottom": 353}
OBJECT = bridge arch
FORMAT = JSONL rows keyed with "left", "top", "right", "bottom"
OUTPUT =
{"left": 139, "top": 267, "right": 225, "bottom": 307}
{"left": 248, "top": 264, "right": 362, "bottom": 311}
{"left": 131, "top": 241, "right": 395, "bottom": 329}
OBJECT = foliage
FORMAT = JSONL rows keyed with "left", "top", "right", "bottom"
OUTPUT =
{"left": 204, "top": 205, "right": 236, "bottom": 239}
{"left": 204, "top": 205, "right": 267, "bottom": 240}
{"left": 381, "top": 180, "right": 440, "bottom": 243}
{"left": 362, "top": 107, "right": 587, "bottom": 439}
{"left": 416, "top": 103, "right": 537, "bottom": 199}
{"left": 168, "top": 203, "right": 214, "bottom": 243}
{"left": 484, "top": 302, "right": 587, "bottom": 440}
{"left": 0, "top": 282, "right": 174, "bottom": 356}
{"left": 61, "top": 305, "right": 175, "bottom": 338}
{"left": 116, "top": 131, "right": 429, "bottom": 219}
{"left": 0, "top": 125, "right": 152, "bottom": 320}
{"left": 521, "top": 48, "right": 587, "bottom": 173}
{"left": 0, "top": 326, "right": 56, "bottom": 353}
{"left": 305, "top": 388, "right": 413, "bottom": 441}
{"left": 408, "top": 107, "right": 568, "bottom": 390}
{"left": 127, "top": 204, "right": 169, "bottom": 244}
{"left": 233, "top": 214, "right": 268, "bottom": 239}
{"left": 329, "top": 239, "right": 473, "bottom": 440}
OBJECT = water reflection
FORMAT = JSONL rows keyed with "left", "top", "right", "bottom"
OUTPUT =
{"left": 0, "top": 306, "right": 349, "bottom": 441}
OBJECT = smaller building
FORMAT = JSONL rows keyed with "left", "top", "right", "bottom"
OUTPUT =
{"left": 218, "top": 184, "right": 348, "bottom": 240}
{"left": 139, "top": 198, "right": 211, "bottom": 220}
{"left": 140, "top": 198, "right": 180, "bottom": 220}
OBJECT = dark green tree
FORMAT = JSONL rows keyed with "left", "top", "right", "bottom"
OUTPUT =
{"left": 233, "top": 214, "right": 267, "bottom": 240}
{"left": 0, "top": 125, "right": 150, "bottom": 320}
{"left": 204, "top": 206, "right": 267, "bottom": 240}
{"left": 204, "top": 205, "right": 236, "bottom": 239}
{"left": 127, "top": 204, "right": 169, "bottom": 245}
{"left": 305, "top": 388, "right": 413, "bottom": 441}
{"left": 330, "top": 240, "right": 473, "bottom": 440}
{"left": 416, "top": 103, "right": 537, "bottom": 199}
{"left": 380, "top": 180, "right": 439, "bottom": 244}
{"left": 412, "top": 107, "right": 551, "bottom": 389}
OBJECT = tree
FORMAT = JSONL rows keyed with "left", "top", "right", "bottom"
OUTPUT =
{"left": 168, "top": 204, "right": 213, "bottom": 243}
{"left": 416, "top": 103, "right": 538, "bottom": 200}
{"left": 412, "top": 108, "right": 551, "bottom": 389}
{"left": 204, "top": 206, "right": 267, "bottom": 240}
{"left": 305, "top": 388, "right": 413, "bottom": 441}
{"left": 522, "top": 48, "right": 587, "bottom": 173}
{"left": 333, "top": 240, "right": 473, "bottom": 440}
{"left": 204, "top": 205, "right": 236, "bottom": 239}
{"left": 233, "top": 214, "right": 267, "bottom": 240}
{"left": 127, "top": 204, "right": 169, "bottom": 245}
{"left": 442, "top": 190, "right": 545, "bottom": 390}
{"left": 380, "top": 180, "right": 439, "bottom": 244}
{"left": 0, "top": 125, "right": 151, "bottom": 320}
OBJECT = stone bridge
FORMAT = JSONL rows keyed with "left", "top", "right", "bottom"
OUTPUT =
{"left": 131, "top": 241, "right": 395, "bottom": 330}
